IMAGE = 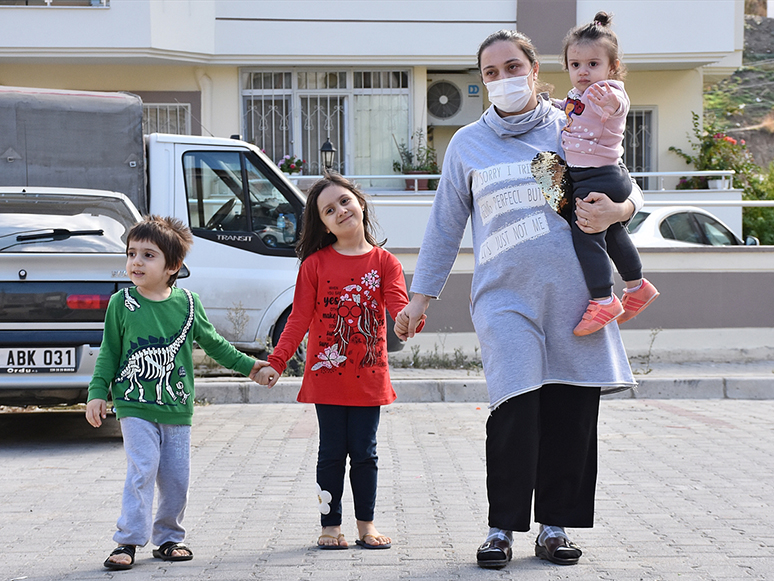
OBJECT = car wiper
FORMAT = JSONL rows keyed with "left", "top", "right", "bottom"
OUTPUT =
{"left": 15, "top": 229, "right": 104, "bottom": 242}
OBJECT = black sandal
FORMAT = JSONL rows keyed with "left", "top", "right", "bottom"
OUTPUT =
{"left": 535, "top": 536, "right": 582, "bottom": 565}
{"left": 152, "top": 541, "right": 194, "bottom": 561}
{"left": 103, "top": 544, "right": 135, "bottom": 570}
{"left": 476, "top": 537, "right": 512, "bottom": 569}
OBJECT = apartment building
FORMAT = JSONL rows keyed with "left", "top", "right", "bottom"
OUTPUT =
{"left": 0, "top": 0, "right": 743, "bottom": 183}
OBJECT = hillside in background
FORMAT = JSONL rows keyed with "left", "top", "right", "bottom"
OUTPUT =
{"left": 705, "top": 15, "right": 774, "bottom": 167}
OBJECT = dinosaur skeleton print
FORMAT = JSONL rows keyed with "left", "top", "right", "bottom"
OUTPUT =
{"left": 115, "top": 287, "right": 193, "bottom": 406}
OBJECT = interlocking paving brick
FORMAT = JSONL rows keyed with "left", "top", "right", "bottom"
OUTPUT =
{"left": 1, "top": 401, "right": 773, "bottom": 580}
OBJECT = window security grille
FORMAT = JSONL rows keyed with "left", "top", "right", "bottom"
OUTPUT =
{"left": 241, "top": 69, "right": 410, "bottom": 179}
{"left": 624, "top": 109, "right": 654, "bottom": 190}
{"left": 142, "top": 103, "right": 191, "bottom": 136}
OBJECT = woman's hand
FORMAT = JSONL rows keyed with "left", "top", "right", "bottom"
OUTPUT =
{"left": 575, "top": 192, "right": 635, "bottom": 234}
{"left": 395, "top": 294, "right": 431, "bottom": 340}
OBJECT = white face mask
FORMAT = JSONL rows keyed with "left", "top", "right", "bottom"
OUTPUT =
{"left": 485, "top": 74, "right": 533, "bottom": 114}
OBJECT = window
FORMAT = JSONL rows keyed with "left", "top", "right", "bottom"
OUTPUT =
{"left": 660, "top": 213, "right": 702, "bottom": 244}
{"left": 0, "top": 0, "right": 108, "bottom": 5}
{"left": 183, "top": 150, "right": 299, "bottom": 251}
{"left": 694, "top": 213, "right": 739, "bottom": 246}
{"left": 241, "top": 68, "right": 410, "bottom": 179}
{"left": 143, "top": 103, "right": 191, "bottom": 135}
{"left": 624, "top": 109, "right": 654, "bottom": 190}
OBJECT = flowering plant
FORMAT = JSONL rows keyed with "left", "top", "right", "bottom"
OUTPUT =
{"left": 670, "top": 112, "right": 755, "bottom": 189}
{"left": 277, "top": 154, "right": 306, "bottom": 174}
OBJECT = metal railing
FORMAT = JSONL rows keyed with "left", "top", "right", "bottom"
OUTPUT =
{"left": 629, "top": 169, "right": 735, "bottom": 190}
{"left": 0, "top": 0, "right": 108, "bottom": 6}
{"left": 287, "top": 170, "right": 774, "bottom": 208}
{"left": 287, "top": 173, "right": 442, "bottom": 192}
{"left": 292, "top": 170, "right": 738, "bottom": 193}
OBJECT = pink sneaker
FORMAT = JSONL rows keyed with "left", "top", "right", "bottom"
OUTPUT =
{"left": 573, "top": 295, "right": 624, "bottom": 337}
{"left": 617, "top": 279, "right": 660, "bottom": 324}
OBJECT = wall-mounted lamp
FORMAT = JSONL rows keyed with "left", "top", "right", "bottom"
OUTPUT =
{"left": 320, "top": 137, "right": 336, "bottom": 171}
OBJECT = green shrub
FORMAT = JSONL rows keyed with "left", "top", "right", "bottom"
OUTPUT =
{"left": 742, "top": 162, "right": 774, "bottom": 244}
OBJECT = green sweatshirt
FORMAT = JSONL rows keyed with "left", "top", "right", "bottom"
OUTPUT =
{"left": 88, "top": 286, "right": 255, "bottom": 425}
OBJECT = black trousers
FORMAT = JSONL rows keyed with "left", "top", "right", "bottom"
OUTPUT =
{"left": 315, "top": 404, "right": 381, "bottom": 527}
{"left": 486, "top": 384, "right": 601, "bottom": 532}
{"left": 570, "top": 164, "right": 642, "bottom": 298}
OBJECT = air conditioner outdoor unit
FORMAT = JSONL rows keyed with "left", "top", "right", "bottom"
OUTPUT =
{"left": 426, "top": 74, "right": 484, "bottom": 126}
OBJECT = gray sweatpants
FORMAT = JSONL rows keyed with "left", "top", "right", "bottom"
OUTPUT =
{"left": 114, "top": 417, "right": 191, "bottom": 547}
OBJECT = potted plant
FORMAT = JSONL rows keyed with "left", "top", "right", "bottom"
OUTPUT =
{"left": 392, "top": 130, "right": 440, "bottom": 190}
{"left": 277, "top": 154, "right": 306, "bottom": 175}
{"left": 670, "top": 112, "right": 755, "bottom": 189}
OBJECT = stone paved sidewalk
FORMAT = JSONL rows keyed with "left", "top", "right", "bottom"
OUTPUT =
{"left": 1, "top": 400, "right": 773, "bottom": 580}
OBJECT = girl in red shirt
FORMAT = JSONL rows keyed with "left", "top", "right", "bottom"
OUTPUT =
{"left": 257, "top": 173, "right": 423, "bottom": 551}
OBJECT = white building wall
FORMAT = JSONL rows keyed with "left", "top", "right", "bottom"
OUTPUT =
{"left": 0, "top": 0, "right": 743, "bottom": 174}
{"left": 576, "top": 0, "right": 738, "bottom": 57}
{"left": 0, "top": 0, "right": 740, "bottom": 68}
{"left": 214, "top": 0, "right": 515, "bottom": 64}
{"left": 0, "top": 0, "right": 215, "bottom": 57}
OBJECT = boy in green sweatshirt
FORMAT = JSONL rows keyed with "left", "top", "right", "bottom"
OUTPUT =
{"left": 86, "top": 215, "right": 266, "bottom": 570}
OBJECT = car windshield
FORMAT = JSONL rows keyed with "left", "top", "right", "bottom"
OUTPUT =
{"left": 0, "top": 193, "right": 136, "bottom": 253}
{"left": 627, "top": 211, "right": 649, "bottom": 233}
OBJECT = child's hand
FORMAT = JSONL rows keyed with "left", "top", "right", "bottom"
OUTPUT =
{"left": 249, "top": 359, "right": 271, "bottom": 382}
{"left": 256, "top": 365, "right": 281, "bottom": 388}
{"left": 586, "top": 82, "right": 621, "bottom": 117}
{"left": 394, "top": 310, "right": 411, "bottom": 339}
{"left": 85, "top": 399, "right": 107, "bottom": 428}
{"left": 394, "top": 309, "right": 426, "bottom": 341}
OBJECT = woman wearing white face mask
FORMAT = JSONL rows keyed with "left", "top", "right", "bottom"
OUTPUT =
{"left": 396, "top": 30, "right": 641, "bottom": 569}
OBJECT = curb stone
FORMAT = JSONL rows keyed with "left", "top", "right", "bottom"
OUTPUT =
{"left": 194, "top": 374, "right": 774, "bottom": 404}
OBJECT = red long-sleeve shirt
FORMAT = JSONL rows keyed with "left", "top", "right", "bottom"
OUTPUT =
{"left": 268, "top": 245, "right": 410, "bottom": 406}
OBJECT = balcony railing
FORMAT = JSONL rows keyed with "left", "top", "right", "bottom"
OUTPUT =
{"left": 290, "top": 170, "right": 745, "bottom": 194}
{"left": 0, "top": 0, "right": 108, "bottom": 7}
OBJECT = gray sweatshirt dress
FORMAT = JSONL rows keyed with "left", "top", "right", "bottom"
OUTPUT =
{"left": 411, "top": 96, "right": 637, "bottom": 409}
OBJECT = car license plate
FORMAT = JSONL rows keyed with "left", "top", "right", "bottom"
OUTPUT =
{"left": 0, "top": 347, "right": 76, "bottom": 373}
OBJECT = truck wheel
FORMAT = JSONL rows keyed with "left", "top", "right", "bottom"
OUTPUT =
{"left": 272, "top": 309, "right": 306, "bottom": 374}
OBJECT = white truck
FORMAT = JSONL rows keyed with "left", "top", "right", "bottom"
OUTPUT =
{"left": 0, "top": 86, "right": 309, "bottom": 405}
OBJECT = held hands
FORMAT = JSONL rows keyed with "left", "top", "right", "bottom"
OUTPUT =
{"left": 586, "top": 82, "right": 621, "bottom": 117}
{"left": 249, "top": 359, "right": 278, "bottom": 388}
{"left": 248, "top": 359, "right": 270, "bottom": 381}
{"left": 256, "top": 365, "right": 282, "bottom": 388}
{"left": 575, "top": 192, "right": 635, "bottom": 234}
{"left": 85, "top": 399, "right": 107, "bottom": 428}
{"left": 394, "top": 294, "right": 431, "bottom": 340}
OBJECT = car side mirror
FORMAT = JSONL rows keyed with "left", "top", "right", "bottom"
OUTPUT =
{"left": 178, "top": 263, "right": 191, "bottom": 278}
{"left": 745, "top": 236, "right": 760, "bottom": 246}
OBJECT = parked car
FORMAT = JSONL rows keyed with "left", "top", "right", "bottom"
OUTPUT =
{"left": 627, "top": 206, "right": 759, "bottom": 248}
{"left": 0, "top": 188, "right": 143, "bottom": 406}
{"left": 0, "top": 186, "right": 405, "bottom": 407}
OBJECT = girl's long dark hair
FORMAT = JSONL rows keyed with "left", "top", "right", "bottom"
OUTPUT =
{"left": 295, "top": 172, "right": 384, "bottom": 263}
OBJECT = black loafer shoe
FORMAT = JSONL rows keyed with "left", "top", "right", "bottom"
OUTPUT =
{"left": 534, "top": 535, "right": 582, "bottom": 565}
{"left": 477, "top": 538, "right": 513, "bottom": 569}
